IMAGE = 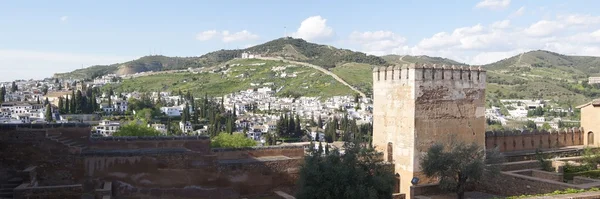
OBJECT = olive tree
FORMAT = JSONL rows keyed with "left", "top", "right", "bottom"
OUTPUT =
{"left": 296, "top": 141, "right": 395, "bottom": 199}
{"left": 420, "top": 139, "right": 504, "bottom": 199}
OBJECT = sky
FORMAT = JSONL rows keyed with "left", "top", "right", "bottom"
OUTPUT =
{"left": 1, "top": 0, "right": 600, "bottom": 82}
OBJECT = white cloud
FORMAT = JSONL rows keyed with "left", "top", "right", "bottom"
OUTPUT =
{"left": 347, "top": 13, "right": 600, "bottom": 65}
{"left": 0, "top": 49, "right": 134, "bottom": 82}
{"left": 475, "top": 0, "right": 511, "bottom": 10}
{"left": 292, "top": 16, "right": 334, "bottom": 42}
{"left": 524, "top": 20, "right": 564, "bottom": 37}
{"left": 509, "top": 7, "right": 526, "bottom": 18}
{"left": 559, "top": 14, "right": 600, "bottom": 26}
{"left": 195, "top": 30, "right": 218, "bottom": 41}
{"left": 348, "top": 31, "right": 406, "bottom": 55}
{"left": 60, "top": 16, "right": 68, "bottom": 22}
{"left": 491, "top": 20, "right": 511, "bottom": 29}
{"left": 221, "top": 30, "right": 259, "bottom": 43}
{"left": 195, "top": 30, "right": 259, "bottom": 43}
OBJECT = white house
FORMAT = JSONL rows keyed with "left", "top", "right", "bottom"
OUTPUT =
{"left": 95, "top": 120, "right": 121, "bottom": 136}
{"left": 150, "top": 123, "right": 168, "bottom": 135}
{"left": 161, "top": 106, "right": 182, "bottom": 117}
{"left": 179, "top": 121, "right": 193, "bottom": 134}
{"left": 248, "top": 125, "right": 265, "bottom": 141}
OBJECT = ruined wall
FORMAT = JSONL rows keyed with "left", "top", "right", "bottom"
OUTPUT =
{"left": 372, "top": 64, "right": 486, "bottom": 197}
{"left": 84, "top": 145, "right": 305, "bottom": 198}
{"left": 485, "top": 128, "right": 583, "bottom": 153}
{"left": 0, "top": 125, "right": 87, "bottom": 186}
{"left": 89, "top": 136, "right": 211, "bottom": 153}
{"left": 212, "top": 145, "right": 306, "bottom": 160}
{"left": 477, "top": 171, "right": 577, "bottom": 196}
{"left": 13, "top": 184, "right": 83, "bottom": 199}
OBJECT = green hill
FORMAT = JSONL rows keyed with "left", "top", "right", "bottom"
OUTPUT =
{"left": 484, "top": 50, "right": 600, "bottom": 106}
{"left": 103, "top": 59, "right": 354, "bottom": 98}
{"left": 381, "top": 55, "right": 464, "bottom": 66}
{"left": 53, "top": 56, "right": 206, "bottom": 80}
{"left": 54, "top": 37, "right": 389, "bottom": 80}
{"left": 334, "top": 51, "right": 600, "bottom": 107}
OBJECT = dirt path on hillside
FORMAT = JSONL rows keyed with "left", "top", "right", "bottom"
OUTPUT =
{"left": 257, "top": 57, "right": 367, "bottom": 99}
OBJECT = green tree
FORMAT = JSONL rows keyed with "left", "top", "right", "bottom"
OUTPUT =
{"left": 541, "top": 123, "right": 552, "bottom": 131}
{"left": 44, "top": 104, "right": 53, "bottom": 122}
{"left": 113, "top": 121, "right": 161, "bottom": 136}
{"left": 134, "top": 108, "right": 161, "bottom": 122}
{"left": 525, "top": 120, "right": 537, "bottom": 130}
{"left": 65, "top": 96, "right": 70, "bottom": 114}
{"left": 0, "top": 86, "right": 5, "bottom": 102}
{"left": 58, "top": 97, "right": 64, "bottom": 114}
{"left": 210, "top": 133, "right": 257, "bottom": 148}
{"left": 296, "top": 141, "right": 395, "bottom": 199}
{"left": 420, "top": 139, "right": 504, "bottom": 199}
{"left": 41, "top": 85, "right": 49, "bottom": 95}
{"left": 10, "top": 81, "right": 17, "bottom": 92}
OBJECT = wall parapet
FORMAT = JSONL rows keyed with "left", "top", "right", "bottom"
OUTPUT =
{"left": 372, "top": 63, "right": 486, "bottom": 84}
{"left": 0, "top": 123, "right": 91, "bottom": 130}
{"left": 90, "top": 135, "right": 210, "bottom": 142}
{"left": 211, "top": 145, "right": 305, "bottom": 152}
{"left": 485, "top": 127, "right": 585, "bottom": 153}
{"left": 81, "top": 148, "right": 190, "bottom": 156}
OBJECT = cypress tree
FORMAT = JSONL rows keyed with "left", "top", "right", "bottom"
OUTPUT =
{"left": 295, "top": 115, "right": 302, "bottom": 137}
{"left": 65, "top": 96, "right": 70, "bottom": 114}
{"left": 70, "top": 90, "right": 76, "bottom": 113}
{"left": 45, "top": 97, "right": 49, "bottom": 106}
{"left": 0, "top": 86, "right": 5, "bottom": 102}
{"left": 318, "top": 115, "right": 323, "bottom": 128}
{"left": 58, "top": 97, "right": 64, "bottom": 114}
{"left": 11, "top": 81, "right": 17, "bottom": 92}
{"left": 45, "top": 104, "right": 52, "bottom": 122}
{"left": 288, "top": 114, "right": 295, "bottom": 137}
{"left": 37, "top": 97, "right": 40, "bottom": 104}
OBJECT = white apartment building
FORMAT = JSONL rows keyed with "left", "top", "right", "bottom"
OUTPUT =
{"left": 179, "top": 121, "right": 193, "bottom": 134}
{"left": 589, "top": 77, "right": 600, "bottom": 84}
{"left": 161, "top": 106, "right": 182, "bottom": 117}
{"left": 150, "top": 123, "right": 168, "bottom": 135}
{"left": 95, "top": 120, "right": 121, "bottom": 136}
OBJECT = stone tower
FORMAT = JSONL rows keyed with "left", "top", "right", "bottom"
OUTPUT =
{"left": 372, "top": 63, "right": 487, "bottom": 197}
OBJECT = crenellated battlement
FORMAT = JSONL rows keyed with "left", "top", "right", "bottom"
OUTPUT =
{"left": 485, "top": 127, "right": 585, "bottom": 153}
{"left": 372, "top": 64, "right": 486, "bottom": 87}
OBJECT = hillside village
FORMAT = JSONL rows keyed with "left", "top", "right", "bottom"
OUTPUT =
{"left": 0, "top": 52, "right": 590, "bottom": 146}
{"left": 0, "top": 58, "right": 374, "bottom": 145}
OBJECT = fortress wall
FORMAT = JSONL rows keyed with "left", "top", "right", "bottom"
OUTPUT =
{"left": 211, "top": 145, "right": 306, "bottom": 160}
{"left": 485, "top": 128, "right": 584, "bottom": 153}
{"left": 88, "top": 136, "right": 211, "bottom": 153}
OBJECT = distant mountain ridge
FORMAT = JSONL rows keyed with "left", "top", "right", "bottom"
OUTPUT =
{"left": 54, "top": 37, "right": 389, "bottom": 80}
{"left": 53, "top": 37, "right": 600, "bottom": 106}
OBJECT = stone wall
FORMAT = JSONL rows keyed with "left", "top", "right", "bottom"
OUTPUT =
{"left": 477, "top": 170, "right": 576, "bottom": 196}
{"left": 84, "top": 145, "right": 305, "bottom": 198}
{"left": 212, "top": 145, "right": 306, "bottom": 160}
{"left": 485, "top": 128, "right": 584, "bottom": 153}
{"left": 88, "top": 136, "right": 211, "bottom": 152}
{"left": 13, "top": 184, "right": 83, "bottom": 199}
{"left": 531, "top": 170, "right": 564, "bottom": 182}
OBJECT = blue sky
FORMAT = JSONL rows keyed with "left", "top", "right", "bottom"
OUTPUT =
{"left": 1, "top": 0, "right": 600, "bottom": 82}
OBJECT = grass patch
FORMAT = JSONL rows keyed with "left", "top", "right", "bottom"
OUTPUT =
{"left": 503, "top": 188, "right": 600, "bottom": 199}
{"left": 331, "top": 62, "right": 374, "bottom": 94}
{"left": 104, "top": 59, "right": 354, "bottom": 98}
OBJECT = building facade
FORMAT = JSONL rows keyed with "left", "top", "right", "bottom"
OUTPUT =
{"left": 372, "top": 64, "right": 487, "bottom": 197}
{"left": 577, "top": 99, "right": 600, "bottom": 146}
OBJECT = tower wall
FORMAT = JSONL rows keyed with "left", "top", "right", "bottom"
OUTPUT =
{"left": 372, "top": 64, "right": 487, "bottom": 197}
